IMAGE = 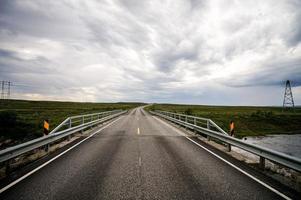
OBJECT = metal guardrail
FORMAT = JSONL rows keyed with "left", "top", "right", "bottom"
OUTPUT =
{"left": 153, "top": 110, "right": 228, "bottom": 135}
{"left": 0, "top": 110, "right": 126, "bottom": 163}
{"left": 50, "top": 110, "right": 123, "bottom": 134}
{"left": 150, "top": 110, "right": 301, "bottom": 172}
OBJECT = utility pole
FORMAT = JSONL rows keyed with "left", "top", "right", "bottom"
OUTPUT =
{"left": 283, "top": 80, "right": 294, "bottom": 110}
{"left": 0, "top": 80, "right": 12, "bottom": 100}
{"left": 1, "top": 81, "right": 4, "bottom": 99}
{"left": 8, "top": 81, "right": 11, "bottom": 99}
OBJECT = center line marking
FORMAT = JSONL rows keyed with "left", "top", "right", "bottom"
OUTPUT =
{"left": 139, "top": 157, "right": 142, "bottom": 166}
{"left": 137, "top": 127, "right": 140, "bottom": 135}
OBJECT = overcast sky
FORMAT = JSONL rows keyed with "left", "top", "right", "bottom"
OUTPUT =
{"left": 0, "top": 0, "right": 300, "bottom": 105}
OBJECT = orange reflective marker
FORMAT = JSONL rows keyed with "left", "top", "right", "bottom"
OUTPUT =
{"left": 230, "top": 122, "right": 234, "bottom": 131}
{"left": 44, "top": 120, "right": 49, "bottom": 135}
{"left": 230, "top": 121, "right": 235, "bottom": 136}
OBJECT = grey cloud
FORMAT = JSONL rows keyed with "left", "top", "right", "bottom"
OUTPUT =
{"left": 117, "top": 0, "right": 149, "bottom": 15}
{"left": 0, "top": 0, "right": 86, "bottom": 40}
{"left": 284, "top": 0, "right": 301, "bottom": 46}
{"left": 84, "top": 18, "right": 149, "bottom": 50}
{"left": 0, "top": 0, "right": 300, "bottom": 105}
{"left": 189, "top": 0, "right": 207, "bottom": 10}
{"left": 153, "top": 47, "right": 199, "bottom": 72}
{"left": 287, "top": 17, "right": 301, "bottom": 46}
{"left": 0, "top": 48, "right": 57, "bottom": 74}
{"left": 0, "top": 48, "right": 17, "bottom": 59}
{"left": 222, "top": 59, "right": 301, "bottom": 87}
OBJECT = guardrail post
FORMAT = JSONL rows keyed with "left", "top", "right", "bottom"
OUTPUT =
{"left": 227, "top": 144, "right": 231, "bottom": 152}
{"left": 5, "top": 160, "right": 11, "bottom": 175}
{"left": 68, "top": 118, "right": 72, "bottom": 141}
{"left": 194, "top": 118, "right": 197, "bottom": 133}
{"left": 207, "top": 120, "right": 211, "bottom": 141}
{"left": 259, "top": 156, "right": 265, "bottom": 170}
{"left": 91, "top": 114, "right": 96, "bottom": 129}
{"left": 185, "top": 116, "right": 188, "bottom": 129}
{"left": 206, "top": 120, "right": 210, "bottom": 129}
{"left": 81, "top": 116, "right": 84, "bottom": 134}
{"left": 45, "top": 144, "right": 50, "bottom": 152}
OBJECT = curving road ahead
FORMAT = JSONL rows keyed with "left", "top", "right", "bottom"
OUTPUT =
{"left": 0, "top": 107, "right": 293, "bottom": 199}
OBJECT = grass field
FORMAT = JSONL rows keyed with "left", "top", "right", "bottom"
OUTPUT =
{"left": 146, "top": 104, "right": 301, "bottom": 138}
{"left": 1, "top": 100, "right": 300, "bottom": 148}
{"left": 0, "top": 99, "right": 143, "bottom": 148}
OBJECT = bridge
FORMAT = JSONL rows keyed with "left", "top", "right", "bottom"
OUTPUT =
{"left": 0, "top": 107, "right": 299, "bottom": 199}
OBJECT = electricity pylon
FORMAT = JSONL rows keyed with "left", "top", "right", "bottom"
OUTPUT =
{"left": 282, "top": 80, "right": 294, "bottom": 110}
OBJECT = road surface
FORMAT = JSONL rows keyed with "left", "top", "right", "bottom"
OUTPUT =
{"left": 0, "top": 107, "right": 291, "bottom": 199}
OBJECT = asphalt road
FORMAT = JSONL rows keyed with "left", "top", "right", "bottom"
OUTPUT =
{"left": 0, "top": 107, "right": 290, "bottom": 199}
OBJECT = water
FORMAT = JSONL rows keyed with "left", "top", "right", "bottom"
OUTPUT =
{"left": 242, "top": 134, "right": 301, "bottom": 159}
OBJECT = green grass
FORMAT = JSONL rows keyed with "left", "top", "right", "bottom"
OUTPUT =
{"left": 1, "top": 100, "right": 300, "bottom": 146}
{"left": 0, "top": 99, "right": 143, "bottom": 147}
{"left": 146, "top": 104, "right": 301, "bottom": 138}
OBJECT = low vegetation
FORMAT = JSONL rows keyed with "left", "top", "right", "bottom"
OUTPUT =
{"left": 146, "top": 104, "right": 301, "bottom": 138}
{"left": 0, "top": 99, "right": 143, "bottom": 149}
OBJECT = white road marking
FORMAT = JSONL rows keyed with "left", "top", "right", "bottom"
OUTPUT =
{"left": 139, "top": 157, "right": 142, "bottom": 166}
{"left": 0, "top": 116, "right": 124, "bottom": 194}
{"left": 153, "top": 115, "right": 291, "bottom": 200}
{"left": 137, "top": 127, "right": 140, "bottom": 135}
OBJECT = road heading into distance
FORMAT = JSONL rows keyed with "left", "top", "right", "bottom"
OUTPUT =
{"left": 0, "top": 107, "right": 290, "bottom": 199}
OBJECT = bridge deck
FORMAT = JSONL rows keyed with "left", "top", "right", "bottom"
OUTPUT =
{"left": 0, "top": 107, "right": 289, "bottom": 199}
